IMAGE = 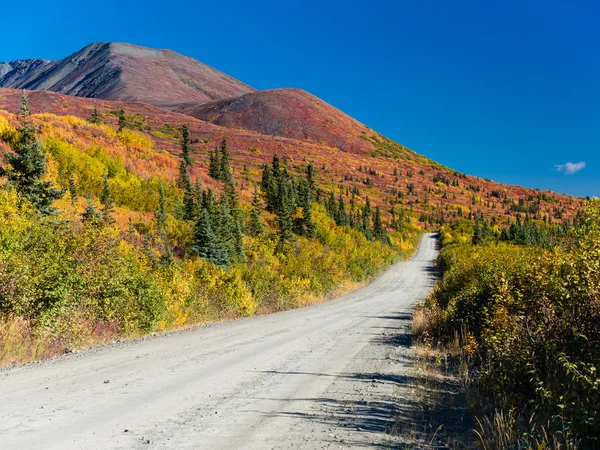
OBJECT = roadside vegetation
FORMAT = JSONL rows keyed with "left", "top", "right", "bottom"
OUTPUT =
{"left": 415, "top": 202, "right": 600, "bottom": 449}
{"left": 0, "top": 93, "right": 420, "bottom": 367}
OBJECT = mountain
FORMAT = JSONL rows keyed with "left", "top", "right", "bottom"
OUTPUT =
{"left": 174, "top": 88, "right": 377, "bottom": 154}
{"left": 0, "top": 42, "right": 254, "bottom": 106}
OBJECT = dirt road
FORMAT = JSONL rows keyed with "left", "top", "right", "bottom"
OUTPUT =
{"left": 0, "top": 233, "right": 438, "bottom": 449}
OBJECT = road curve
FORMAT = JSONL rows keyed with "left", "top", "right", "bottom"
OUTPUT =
{"left": 0, "top": 233, "right": 438, "bottom": 449}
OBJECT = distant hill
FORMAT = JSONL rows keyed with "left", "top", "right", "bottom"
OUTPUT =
{"left": 174, "top": 88, "right": 379, "bottom": 155}
{"left": 0, "top": 42, "right": 254, "bottom": 106}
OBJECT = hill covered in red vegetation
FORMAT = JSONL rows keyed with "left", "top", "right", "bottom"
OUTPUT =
{"left": 0, "top": 87, "right": 583, "bottom": 229}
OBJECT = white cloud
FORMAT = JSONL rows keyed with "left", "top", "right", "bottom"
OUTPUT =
{"left": 555, "top": 161, "right": 586, "bottom": 175}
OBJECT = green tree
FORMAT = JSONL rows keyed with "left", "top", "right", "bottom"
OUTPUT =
{"left": 99, "top": 174, "right": 115, "bottom": 224}
{"left": 208, "top": 147, "right": 221, "bottom": 180}
{"left": 192, "top": 209, "right": 229, "bottom": 267}
{"left": 155, "top": 184, "right": 168, "bottom": 235}
{"left": 248, "top": 184, "right": 265, "bottom": 237}
{"left": 178, "top": 124, "right": 195, "bottom": 220}
{"left": 306, "top": 163, "right": 315, "bottom": 192}
{"left": 275, "top": 176, "right": 294, "bottom": 252}
{"left": 0, "top": 91, "right": 64, "bottom": 216}
{"left": 219, "top": 137, "right": 233, "bottom": 184}
{"left": 117, "top": 108, "right": 126, "bottom": 132}
{"left": 81, "top": 198, "right": 102, "bottom": 228}
{"left": 336, "top": 194, "right": 349, "bottom": 227}
{"left": 88, "top": 107, "right": 101, "bottom": 125}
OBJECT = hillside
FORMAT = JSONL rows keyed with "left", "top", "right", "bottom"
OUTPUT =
{"left": 0, "top": 42, "right": 255, "bottom": 106}
{"left": 0, "top": 87, "right": 584, "bottom": 228}
{"left": 174, "top": 88, "right": 384, "bottom": 155}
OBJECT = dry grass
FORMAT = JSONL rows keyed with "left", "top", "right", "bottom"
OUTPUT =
{"left": 0, "top": 316, "right": 120, "bottom": 368}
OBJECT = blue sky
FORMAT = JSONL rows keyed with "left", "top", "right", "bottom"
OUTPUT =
{"left": 3, "top": 0, "right": 598, "bottom": 196}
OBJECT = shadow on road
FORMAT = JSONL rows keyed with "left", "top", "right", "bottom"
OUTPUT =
{"left": 251, "top": 305, "right": 472, "bottom": 448}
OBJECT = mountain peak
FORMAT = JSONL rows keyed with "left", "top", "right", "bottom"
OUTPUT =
{"left": 0, "top": 42, "right": 255, "bottom": 106}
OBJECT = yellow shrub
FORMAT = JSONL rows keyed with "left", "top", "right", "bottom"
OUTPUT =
{"left": 118, "top": 128, "right": 153, "bottom": 151}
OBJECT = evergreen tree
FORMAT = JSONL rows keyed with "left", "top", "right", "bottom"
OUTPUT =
{"left": 232, "top": 217, "right": 246, "bottom": 263}
{"left": 208, "top": 149, "right": 221, "bottom": 180}
{"left": 0, "top": 91, "right": 64, "bottom": 215}
{"left": 301, "top": 183, "right": 315, "bottom": 238}
{"left": 179, "top": 124, "right": 193, "bottom": 168}
{"left": 373, "top": 206, "right": 388, "bottom": 243}
{"left": 193, "top": 177, "right": 204, "bottom": 217}
{"left": 117, "top": 108, "right": 126, "bottom": 132}
{"left": 192, "top": 209, "right": 229, "bottom": 267}
{"left": 336, "top": 194, "right": 349, "bottom": 226}
{"left": 219, "top": 137, "right": 233, "bottom": 184}
{"left": 223, "top": 181, "right": 243, "bottom": 230}
{"left": 216, "top": 197, "right": 236, "bottom": 258}
{"left": 361, "top": 197, "right": 373, "bottom": 240}
{"left": 128, "top": 215, "right": 135, "bottom": 237}
{"left": 272, "top": 154, "right": 281, "bottom": 175}
{"left": 306, "top": 163, "right": 315, "bottom": 192}
{"left": 248, "top": 185, "right": 265, "bottom": 237}
{"left": 155, "top": 184, "right": 168, "bottom": 234}
{"left": 275, "top": 176, "right": 294, "bottom": 252}
{"left": 178, "top": 124, "right": 195, "bottom": 220}
{"left": 88, "top": 107, "right": 101, "bottom": 125}
{"left": 81, "top": 198, "right": 102, "bottom": 228}
{"left": 326, "top": 191, "right": 337, "bottom": 219}
{"left": 202, "top": 188, "right": 221, "bottom": 231}
{"left": 156, "top": 185, "right": 173, "bottom": 264}
{"left": 182, "top": 175, "right": 195, "bottom": 221}
{"left": 99, "top": 174, "right": 115, "bottom": 224}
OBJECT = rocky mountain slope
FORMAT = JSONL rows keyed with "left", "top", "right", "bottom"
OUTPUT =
{"left": 0, "top": 42, "right": 254, "bottom": 106}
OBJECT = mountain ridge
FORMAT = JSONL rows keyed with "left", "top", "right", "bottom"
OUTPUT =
{"left": 0, "top": 42, "right": 255, "bottom": 106}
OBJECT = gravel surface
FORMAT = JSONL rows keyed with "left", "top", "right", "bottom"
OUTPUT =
{"left": 0, "top": 233, "right": 438, "bottom": 449}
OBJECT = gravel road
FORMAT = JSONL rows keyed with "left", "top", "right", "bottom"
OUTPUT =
{"left": 0, "top": 233, "right": 438, "bottom": 449}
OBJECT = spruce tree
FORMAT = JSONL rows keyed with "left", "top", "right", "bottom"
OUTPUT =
{"left": 223, "top": 181, "right": 243, "bottom": 231}
{"left": 373, "top": 206, "right": 387, "bottom": 242}
{"left": 180, "top": 124, "right": 193, "bottom": 168}
{"left": 216, "top": 198, "right": 235, "bottom": 256}
{"left": 219, "top": 137, "right": 233, "bottom": 184}
{"left": 208, "top": 150, "right": 221, "bottom": 180}
{"left": 99, "top": 174, "right": 115, "bottom": 224}
{"left": 155, "top": 184, "right": 168, "bottom": 234}
{"left": 82, "top": 198, "right": 102, "bottom": 228}
{"left": 275, "top": 176, "right": 294, "bottom": 252}
{"left": 248, "top": 185, "right": 265, "bottom": 237}
{"left": 232, "top": 218, "right": 246, "bottom": 263}
{"left": 178, "top": 124, "right": 195, "bottom": 220}
{"left": 306, "top": 163, "right": 315, "bottom": 192}
{"left": 302, "top": 185, "right": 315, "bottom": 238}
{"left": 192, "top": 209, "right": 229, "bottom": 267}
{"left": 117, "top": 108, "right": 126, "bottom": 132}
{"left": 194, "top": 177, "right": 204, "bottom": 217}
{"left": 361, "top": 197, "right": 373, "bottom": 240}
{"left": 326, "top": 191, "right": 337, "bottom": 219}
{"left": 89, "top": 107, "right": 101, "bottom": 125}
{"left": 0, "top": 91, "right": 64, "bottom": 215}
{"left": 128, "top": 215, "right": 135, "bottom": 237}
{"left": 336, "top": 194, "right": 349, "bottom": 226}
{"left": 272, "top": 154, "right": 281, "bottom": 175}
